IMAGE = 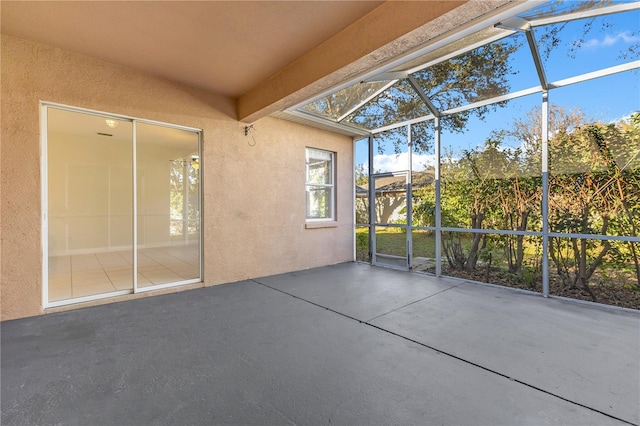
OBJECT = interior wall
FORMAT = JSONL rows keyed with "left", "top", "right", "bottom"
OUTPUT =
{"left": 137, "top": 142, "right": 195, "bottom": 248}
{"left": 47, "top": 129, "right": 195, "bottom": 254}
{"left": 48, "top": 129, "right": 132, "bottom": 254}
{"left": 1, "top": 35, "right": 354, "bottom": 320}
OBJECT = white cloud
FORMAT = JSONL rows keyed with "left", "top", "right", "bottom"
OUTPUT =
{"left": 373, "top": 153, "right": 407, "bottom": 173}
{"left": 583, "top": 31, "right": 640, "bottom": 49}
{"left": 412, "top": 154, "right": 438, "bottom": 170}
{"left": 372, "top": 152, "right": 436, "bottom": 172}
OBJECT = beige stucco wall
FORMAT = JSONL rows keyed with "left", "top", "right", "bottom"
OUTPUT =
{"left": 1, "top": 35, "right": 354, "bottom": 321}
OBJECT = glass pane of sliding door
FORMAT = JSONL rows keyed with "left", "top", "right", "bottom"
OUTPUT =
{"left": 47, "top": 108, "right": 133, "bottom": 302}
{"left": 46, "top": 106, "right": 202, "bottom": 306}
{"left": 136, "top": 122, "right": 201, "bottom": 288}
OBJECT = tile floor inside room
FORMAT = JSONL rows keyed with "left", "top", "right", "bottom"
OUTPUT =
{"left": 48, "top": 244, "right": 200, "bottom": 301}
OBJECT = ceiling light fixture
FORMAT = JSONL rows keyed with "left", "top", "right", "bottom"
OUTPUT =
{"left": 105, "top": 119, "right": 119, "bottom": 129}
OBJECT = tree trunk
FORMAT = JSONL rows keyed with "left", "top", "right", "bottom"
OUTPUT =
{"left": 465, "top": 213, "right": 484, "bottom": 272}
{"left": 442, "top": 232, "right": 465, "bottom": 270}
{"left": 512, "top": 211, "right": 529, "bottom": 277}
{"left": 549, "top": 237, "right": 571, "bottom": 286}
{"left": 502, "top": 204, "right": 530, "bottom": 277}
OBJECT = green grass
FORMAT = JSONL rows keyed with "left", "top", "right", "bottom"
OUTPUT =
{"left": 356, "top": 229, "right": 538, "bottom": 263}
{"left": 356, "top": 228, "right": 437, "bottom": 258}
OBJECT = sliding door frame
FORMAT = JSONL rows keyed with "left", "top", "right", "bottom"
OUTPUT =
{"left": 41, "top": 102, "right": 203, "bottom": 309}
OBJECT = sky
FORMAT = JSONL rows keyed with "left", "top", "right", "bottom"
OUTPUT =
{"left": 355, "top": 6, "right": 640, "bottom": 173}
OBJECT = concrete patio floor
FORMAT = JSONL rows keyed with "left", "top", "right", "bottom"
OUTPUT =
{"left": 2, "top": 262, "right": 639, "bottom": 425}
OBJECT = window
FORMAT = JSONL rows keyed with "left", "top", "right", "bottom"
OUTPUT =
{"left": 306, "top": 148, "right": 335, "bottom": 220}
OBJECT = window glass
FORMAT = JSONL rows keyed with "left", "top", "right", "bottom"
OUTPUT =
{"left": 46, "top": 107, "right": 202, "bottom": 304}
{"left": 306, "top": 148, "right": 334, "bottom": 220}
{"left": 47, "top": 108, "right": 133, "bottom": 302}
{"left": 137, "top": 122, "right": 201, "bottom": 288}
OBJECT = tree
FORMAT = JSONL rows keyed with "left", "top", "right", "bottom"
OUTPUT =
{"left": 548, "top": 117, "right": 640, "bottom": 298}
{"left": 300, "top": 81, "right": 391, "bottom": 121}
{"left": 354, "top": 163, "right": 369, "bottom": 224}
{"left": 494, "top": 144, "right": 542, "bottom": 280}
{"left": 509, "top": 105, "right": 586, "bottom": 171}
{"left": 411, "top": 169, "right": 437, "bottom": 227}
{"left": 309, "top": 38, "right": 521, "bottom": 155}
{"left": 360, "top": 39, "right": 520, "bottom": 154}
{"left": 440, "top": 134, "right": 506, "bottom": 271}
{"left": 500, "top": 105, "right": 640, "bottom": 295}
{"left": 587, "top": 115, "right": 640, "bottom": 289}
{"left": 503, "top": 106, "right": 588, "bottom": 280}
{"left": 170, "top": 157, "right": 200, "bottom": 237}
{"left": 614, "top": 113, "right": 640, "bottom": 287}
{"left": 549, "top": 124, "right": 610, "bottom": 300}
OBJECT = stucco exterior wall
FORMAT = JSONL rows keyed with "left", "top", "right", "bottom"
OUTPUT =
{"left": 1, "top": 35, "right": 354, "bottom": 321}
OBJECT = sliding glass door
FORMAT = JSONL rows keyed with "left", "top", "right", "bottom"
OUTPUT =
{"left": 44, "top": 105, "right": 201, "bottom": 306}
{"left": 136, "top": 122, "right": 201, "bottom": 288}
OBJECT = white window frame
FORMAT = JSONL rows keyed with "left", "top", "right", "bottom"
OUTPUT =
{"left": 305, "top": 147, "right": 335, "bottom": 221}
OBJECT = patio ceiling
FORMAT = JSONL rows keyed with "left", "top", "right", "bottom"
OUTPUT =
{"left": 1, "top": 0, "right": 510, "bottom": 123}
{"left": 0, "top": 1, "right": 383, "bottom": 99}
{"left": 287, "top": 1, "right": 640, "bottom": 136}
{"left": 5, "top": 1, "right": 636, "bottom": 132}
